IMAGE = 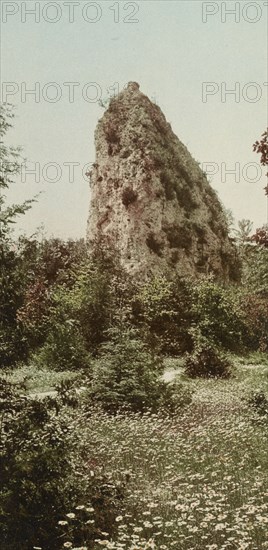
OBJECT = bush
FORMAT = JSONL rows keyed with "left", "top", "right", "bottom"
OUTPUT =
{"left": 85, "top": 328, "right": 165, "bottom": 413}
{"left": 191, "top": 277, "right": 245, "bottom": 352}
{"left": 184, "top": 344, "right": 232, "bottom": 379}
{"left": 54, "top": 249, "right": 134, "bottom": 354}
{"left": 247, "top": 391, "right": 268, "bottom": 417}
{"left": 0, "top": 243, "right": 29, "bottom": 367}
{"left": 134, "top": 275, "right": 193, "bottom": 355}
{"left": 33, "top": 321, "right": 91, "bottom": 371}
{"left": 240, "top": 293, "right": 268, "bottom": 352}
{"left": 0, "top": 378, "right": 125, "bottom": 549}
{"left": 163, "top": 222, "right": 192, "bottom": 251}
{"left": 159, "top": 379, "right": 193, "bottom": 414}
{"left": 0, "top": 378, "right": 75, "bottom": 549}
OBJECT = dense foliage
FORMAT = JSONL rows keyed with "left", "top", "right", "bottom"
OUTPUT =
{"left": 0, "top": 378, "right": 73, "bottom": 549}
{"left": 253, "top": 128, "right": 268, "bottom": 195}
{"left": 0, "top": 377, "right": 125, "bottom": 549}
{"left": 0, "top": 105, "right": 35, "bottom": 366}
{"left": 1, "top": 106, "right": 268, "bottom": 549}
{"left": 1, "top": 233, "right": 268, "bottom": 369}
{"left": 184, "top": 344, "right": 232, "bottom": 379}
{"left": 85, "top": 327, "right": 164, "bottom": 413}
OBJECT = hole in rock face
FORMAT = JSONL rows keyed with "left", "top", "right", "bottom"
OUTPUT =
{"left": 170, "top": 250, "right": 179, "bottom": 265}
{"left": 121, "top": 149, "right": 131, "bottom": 159}
{"left": 146, "top": 232, "right": 163, "bottom": 256}
{"left": 122, "top": 187, "right": 138, "bottom": 207}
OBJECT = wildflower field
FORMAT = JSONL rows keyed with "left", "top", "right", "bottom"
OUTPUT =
{"left": 16, "top": 356, "right": 266, "bottom": 550}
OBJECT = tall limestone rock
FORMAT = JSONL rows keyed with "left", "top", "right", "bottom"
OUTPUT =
{"left": 87, "top": 82, "right": 238, "bottom": 280}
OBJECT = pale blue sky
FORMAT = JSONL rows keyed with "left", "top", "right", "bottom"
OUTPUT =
{"left": 1, "top": 0, "right": 267, "bottom": 238}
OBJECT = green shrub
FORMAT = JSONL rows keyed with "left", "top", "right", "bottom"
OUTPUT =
{"left": 85, "top": 328, "right": 165, "bottom": 413}
{"left": 163, "top": 221, "right": 192, "bottom": 251}
{"left": 0, "top": 243, "right": 29, "bottom": 367}
{"left": 174, "top": 183, "right": 198, "bottom": 212}
{"left": 134, "top": 275, "right": 192, "bottom": 355}
{"left": 191, "top": 277, "right": 245, "bottom": 352}
{"left": 0, "top": 378, "right": 125, "bottom": 549}
{"left": 0, "top": 378, "right": 75, "bottom": 549}
{"left": 184, "top": 344, "right": 232, "bottom": 379}
{"left": 0, "top": 325, "right": 28, "bottom": 368}
{"left": 247, "top": 391, "right": 268, "bottom": 417}
{"left": 240, "top": 293, "right": 268, "bottom": 352}
{"left": 159, "top": 379, "right": 193, "bottom": 414}
{"left": 33, "top": 322, "right": 91, "bottom": 371}
{"left": 54, "top": 248, "right": 134, "bottom": 354}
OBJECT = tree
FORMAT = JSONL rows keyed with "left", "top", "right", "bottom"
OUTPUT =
{"left": 0, "top": 104, "right": 33, "bottom": 236}
{"left": 190, "top": 276, "right": 245, "bottom": 352}
{"left": 222, "top": 206, "right": 235, "bottom": 237}
{"left": 251, "top": 225, "right": 268, "bottom": 248}
{"left": 235, "top": 219, "right": 253, "bottom": 245}
{"left": 87, "top": 326, "right": 164, "bottom": 413}
{"left": 0, "top": 104, "right": 34, "bottom": 366}
{"left": 16, "top": 237, "right": 88, "bottom": 352}
{"left": 252, "top": 129, "right": 268, "bottom": 247}
{"left": 241, "top": 243, "right": 268, "bottom": 295}
{"left": 253, "top": 128, "right": 268, "bottom": 196}
{"left": 134, "top": 275, "right": 193, "bottom": 354}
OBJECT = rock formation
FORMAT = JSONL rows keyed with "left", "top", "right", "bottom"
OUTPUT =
{"left": 87, "top": 82, "right": 238, "bottom": 280}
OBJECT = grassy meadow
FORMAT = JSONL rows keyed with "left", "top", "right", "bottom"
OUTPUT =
{"left": 3, "top": 354, "right": 268, "bottom": 550}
